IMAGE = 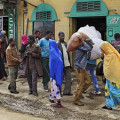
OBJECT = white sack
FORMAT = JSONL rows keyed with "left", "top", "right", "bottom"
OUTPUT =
{"left": 78, "top": 25, "right": 103, "bottom": 60}
{"left": 90, "top": 38, "right": 103, "bottom": 60}
{"left": 78, "top": 25, "right": 102, "bottom": 39}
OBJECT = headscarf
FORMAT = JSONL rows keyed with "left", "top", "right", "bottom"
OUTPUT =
{"left": 49, "top": 40, "right": 63, "bottom": 89}
{"left": 21, "top": 35, "right": 27, "bottom": 45}
{"left": 100, "top": 41, "right": 120, "bottom": 85}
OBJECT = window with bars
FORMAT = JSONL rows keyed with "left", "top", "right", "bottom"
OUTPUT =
{"left": 36, "top": 11, "right": 51, "bottom": 21}
{"left": 76, "top": 1, "right": 101, "bottom": 12}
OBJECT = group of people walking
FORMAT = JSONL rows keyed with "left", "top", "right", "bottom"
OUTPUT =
{"left": 4, "top": 31, "right": 73, "bottom": 108}
{"left": 1, "top": 30, "right": 120, "bottom": 109}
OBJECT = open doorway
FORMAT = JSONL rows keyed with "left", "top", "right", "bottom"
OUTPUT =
{"left": 76, "top": 17, "right": 106, "bottom": 40}
{"left": 3, "top": 17, "right": 8, "bottom": 37}
{"left": 0, "top": 17, "right": 8, "bottom": 36}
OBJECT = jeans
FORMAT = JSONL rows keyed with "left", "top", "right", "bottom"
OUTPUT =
{"left": 86, "top": 66, "right": 100, "bottom": 92}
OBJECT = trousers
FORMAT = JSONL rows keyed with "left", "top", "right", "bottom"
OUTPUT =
{"left": 86, "top": 66, "right": 100, "bottom": 92}
{"left": 74, "top": 68, "right": 91, "bottom": 103}
{"left": 8, "top": 67, "right": 18, "bottom": 91}
{"left": 27, "top": 67, "right": 38, "bottom": 93}
{"left": 41, "top": 57, "right": 50, "bottom": 86}
{"left": 63, "top": 66, "right": 71, "bottom": 94}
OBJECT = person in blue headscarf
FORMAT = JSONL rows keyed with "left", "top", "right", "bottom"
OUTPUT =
{"left": 49, "top": 40, "right": 63, "bottom": 108}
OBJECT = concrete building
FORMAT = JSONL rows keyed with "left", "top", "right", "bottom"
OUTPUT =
{"left": 0, "top": 0, "right": 17, "bottom": 45}
{"left": 1, "top": 0, "right": 120, "bottom": 48}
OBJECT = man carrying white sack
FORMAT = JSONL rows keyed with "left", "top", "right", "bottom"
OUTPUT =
{"left": 74, "top": 39, "right": 94, "bottom": 106}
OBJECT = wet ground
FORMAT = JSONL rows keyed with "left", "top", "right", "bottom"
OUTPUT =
{"left": 0, "top": 71, "right": 120, "bottom": 120}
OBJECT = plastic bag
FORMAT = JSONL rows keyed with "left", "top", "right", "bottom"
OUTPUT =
{"left": 19, "top": 63, "right": 24, "bottom": 70}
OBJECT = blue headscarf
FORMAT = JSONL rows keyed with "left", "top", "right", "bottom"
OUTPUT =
{"left": 49, "top": 40, "right": 63, "bottom": 89}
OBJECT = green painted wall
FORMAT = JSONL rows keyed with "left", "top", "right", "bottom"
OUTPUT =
{"left": 107, "top": 15, "right": 120, "bottom": 42}
{"left": 31, "top": 3, "right": 58, "bottom": 21}
{"left": 70, "top": 0, "right": 108, "bottom": 17}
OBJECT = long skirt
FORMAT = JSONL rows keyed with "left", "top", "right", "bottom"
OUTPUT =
{"left": 49, "top": 78, "right": 61, "bottom": 100}
{"left": 19, "top": 60, "right": 26, "bottom": 76}
{"left": 105, "top": 79, "right": 120, "bottom": 108}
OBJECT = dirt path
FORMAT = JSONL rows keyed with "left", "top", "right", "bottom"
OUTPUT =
{"left": 0, "top": 106, "right": 47, "bottom": 120}
{"left": 0, "top": 73, "right": 120, "bottom": 120}
{"left": 0, "top": 93, "right": 115, "bottom": 120}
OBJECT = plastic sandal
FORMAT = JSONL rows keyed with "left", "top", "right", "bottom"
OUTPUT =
{"left": 52, "top": 103, "right": 63, "bottom": 108}
{"left": 102, "top": 105, "right": 112, "bottom": 110}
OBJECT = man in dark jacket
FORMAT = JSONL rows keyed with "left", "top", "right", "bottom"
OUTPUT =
{"left": 74, "top": 39, "right": 94, "bottom": 106}
{"left": 25, "top": 35, "right": 43, "bottom": 96}
{"left": 57, "top": 32, "right": 72, "bottom": 96}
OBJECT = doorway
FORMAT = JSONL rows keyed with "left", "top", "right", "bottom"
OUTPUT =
{"left": 76, "top": 17, "right": 106, "bottom": 40}
{"left": 0, "top": 17, "right": 8, "bottom": 36}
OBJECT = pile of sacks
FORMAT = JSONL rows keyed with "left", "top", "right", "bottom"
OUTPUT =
{"left": 67, "top": 25, "right": 103, "bottom": 60}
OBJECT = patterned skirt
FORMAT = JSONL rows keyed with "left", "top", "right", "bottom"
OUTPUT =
{"left": 105, "top": 79, "right": 120, "bottom": 108}
{"left": 49, "top": 78, "right": 61, "bottom": 100}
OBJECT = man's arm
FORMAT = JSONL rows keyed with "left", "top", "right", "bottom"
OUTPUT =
{"left": 77, "top": 42, "right": 92, "bottom": 51}
{"left": 37, "top": 39, "right": 42, "bottom": 46}
{"left": 5, "top": 35, "right": 8, "bottom": 46}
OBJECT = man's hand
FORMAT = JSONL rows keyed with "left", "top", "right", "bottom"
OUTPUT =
{"left": 19, "top": 60, "right": 22, "bottom": 63}
{"left": 27, "top": 51, "right": 32, "bottom": 55}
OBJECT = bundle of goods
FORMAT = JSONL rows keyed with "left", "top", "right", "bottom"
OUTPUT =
{"left": 67, "top": 32, "right": 89, "bottom": 52}
{"left": 67, "top": 25, "right": 103, "bottom": 60}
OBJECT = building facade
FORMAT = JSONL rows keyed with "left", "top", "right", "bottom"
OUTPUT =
{"left": 0, "top": 0, "right": 17, "bottom": 46}
{"left": 17, "top": 0, "right": 120, "bottom": 48}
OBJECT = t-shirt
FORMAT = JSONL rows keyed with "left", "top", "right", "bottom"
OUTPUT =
{"left": 61, "top": 43, "right": 70, "bottom": 67}
{"left": 37, "top": 38, "right": 51, "bottom": 58}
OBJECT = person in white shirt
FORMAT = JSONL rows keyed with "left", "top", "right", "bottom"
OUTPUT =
{"left": 57, "top": 32, "right": 72, "bottom": 96}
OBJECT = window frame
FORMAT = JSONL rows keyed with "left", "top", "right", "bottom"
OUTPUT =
{"left": 33, "top": 21, "right": 55, "bottom": 37}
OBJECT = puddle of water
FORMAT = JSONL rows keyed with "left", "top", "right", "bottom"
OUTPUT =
{"left": 0, "top": 106, "right": 47, "bottom": 120}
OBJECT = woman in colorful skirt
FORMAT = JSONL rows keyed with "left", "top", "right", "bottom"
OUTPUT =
{"left": 100, "top": 41, "right": 120, "bottom": 110}
{"left": 19, "top": 35, "right": 28, "bottom": 78}
{"left": 49, "top": 40, "right": 63, "bottom": 108}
